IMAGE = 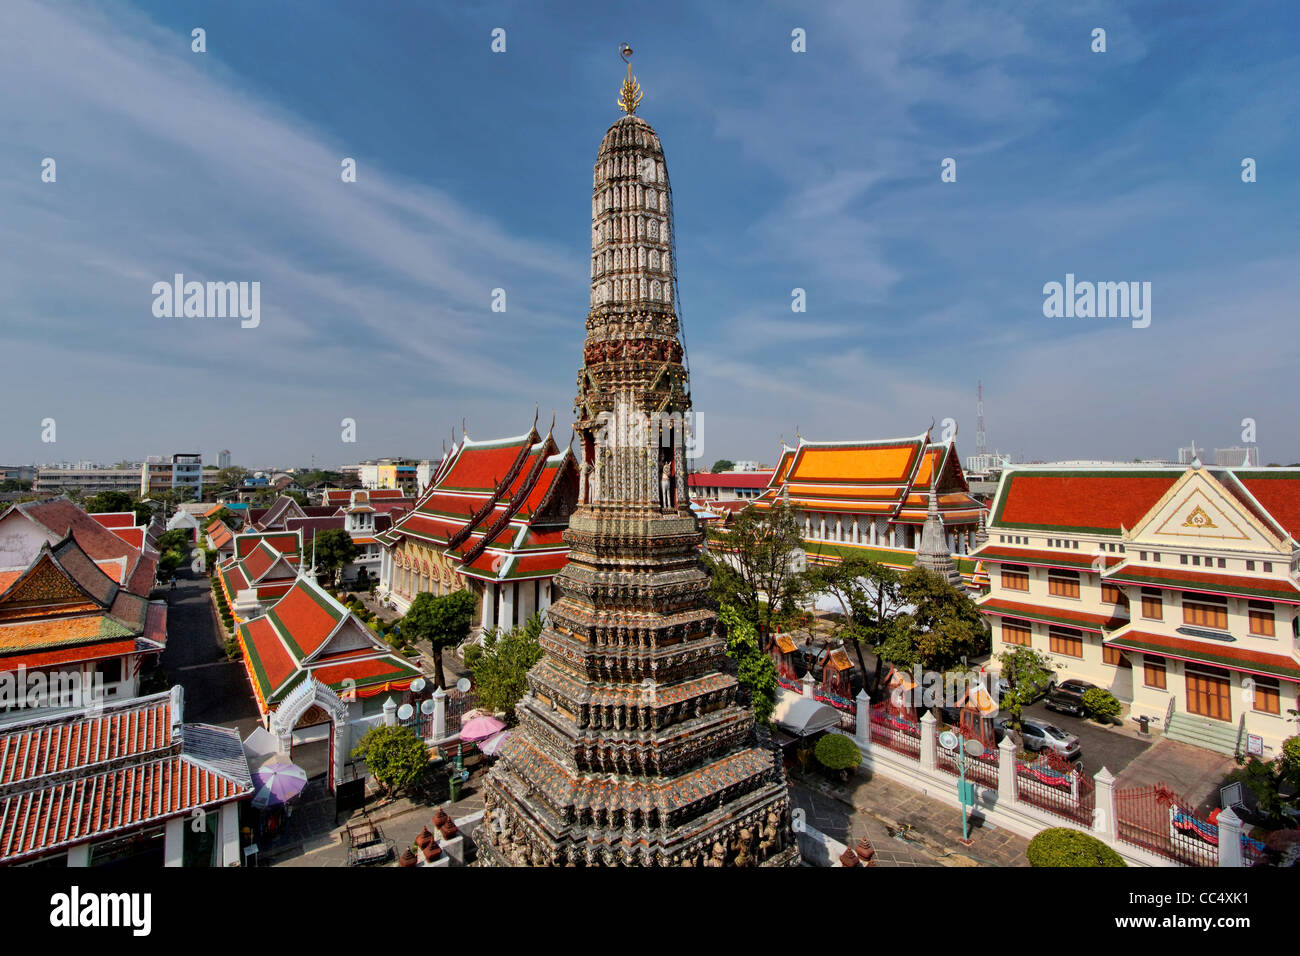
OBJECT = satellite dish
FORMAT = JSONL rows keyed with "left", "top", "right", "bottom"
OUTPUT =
{"left": 420, "top": 699, "right": 435, "bottom": 716}
{"left": 411, "top": 677, "right": 427, "bottom": 694}
{"left": 456, "top": 677, "right": 471, "bottom": 693}
{"left": 938, "top": 731, "right": 958, "bottom": 751}
{"left": 397, "top": 703, "right": 414, "bottom": 721}
{"left": 964, "top": 739, "right": 985, "bottom": 758}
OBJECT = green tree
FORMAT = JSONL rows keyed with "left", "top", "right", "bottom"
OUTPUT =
{"left": 703, "top": 502, "right": 807, "bottom": 637}
{"left": 313, "top": 528, "right": 358, "bottom": 586}
{"left": 132, "top": 501, "right": 153, "bottom": 526}
{"left": 215, "top": 466, "right": 250, "bottom": 490}
{"left": 155, "top": 528, "right": 192, "bottom": 555}
{"left": 470, "top": 614, "right": 544, "bottom": 720}
{"left": 350, "top": 725, "right": 429, "bottom": 798}
{"left": 401, "top": 589, "right": 476, "bottom": 691}
{"left": 85, "top": 490, "right": 133, "bottom": 514}
{"left": 997, "top": 646, "right": 1055, "bottom": 732}
{"left": 711, "top": 459, "right": 735, "bottom": 474}
{"left": 877, "top": 567, "right": 987, "bottom": 673}
{"left": 718, "top": 603, "right": 778, "bottom": 724}
{"left": 803, "top": 554, "right": 906, "bottom": 687}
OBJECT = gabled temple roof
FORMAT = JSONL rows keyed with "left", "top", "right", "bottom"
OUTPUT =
{"left": 236, "top": 575, "right": 420, "bottom": 710}
{"left": 1, "top": 498, "right": 158, "bottom": 598}
{"left": 753, "top": 433, "right": 981, "bottom": 526}
{"left": 382, "top": 426, "right": 577, "bottom": 583}
{"left": 0, "top": 535, "right": 166, "bottom": 667}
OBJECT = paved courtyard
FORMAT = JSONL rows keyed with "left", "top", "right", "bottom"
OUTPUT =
{"left": 1114, "top": 738, "right": 1238, "bottom": 816}
{"left": 791, "top": 768, "right": 1031, "bottom": 867}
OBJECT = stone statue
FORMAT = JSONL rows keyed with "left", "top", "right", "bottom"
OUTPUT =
{"left": 659, "top": 460, "right": 673, "bottom": 509}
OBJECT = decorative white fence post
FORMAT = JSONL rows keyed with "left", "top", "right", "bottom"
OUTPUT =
{"left": 1093, "top": 767, "right": 1117, "bottom": 841}
{"left": 998, "top": 735, "right": 1017, "bottom": 806}
{"left": 920, "top": 711, "right": 937, "bottom": 772}
{"left": 854, "top": 689, "right": 871, "bottom": 753}
{"left": 382, "top": 696, "right": 398, "bottom": 728}
{"left": 801, "top": 672, "right": 815, "bottom": 700}
{"left": 432, "top": 686, "right": 447, "bottom": 740}
{"left": 1216, "top": 806, "right": 1244, "bottom": 867}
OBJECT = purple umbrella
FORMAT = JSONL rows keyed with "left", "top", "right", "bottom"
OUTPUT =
{"left": 459, "top": 715, "right": 506, "bottom": 742}
{"left": 478, "top": 730, "right": 511, "bottom": 756}
{"left": 251, "top": 759, "right": 309, "bottom": 809}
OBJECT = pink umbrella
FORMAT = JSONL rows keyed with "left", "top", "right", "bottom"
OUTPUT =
{"left": 460, "top": 714, "right": 506, "bottom": 742}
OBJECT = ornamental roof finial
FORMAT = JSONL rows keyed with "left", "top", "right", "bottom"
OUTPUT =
{"left": 617, "top": 43, "right": 643, "bottom": 115}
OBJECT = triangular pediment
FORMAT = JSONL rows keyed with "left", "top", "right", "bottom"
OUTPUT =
{"left": 1128, "top": 468, "right": 1286, "bottom": 551}
{"left": 0, "top": 549, "right": 101, "bottom": 617}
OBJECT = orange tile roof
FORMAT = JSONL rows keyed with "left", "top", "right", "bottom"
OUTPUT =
{"left": 0, "top": 692, "right": 252, "bottom": 864}
{"left": 992, "top": 470, "right": 1179, "bottom": 535}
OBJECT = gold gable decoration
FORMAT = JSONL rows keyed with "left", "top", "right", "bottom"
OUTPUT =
{"left": 1182, "top": 505, "right": 1218, "bottom": 530}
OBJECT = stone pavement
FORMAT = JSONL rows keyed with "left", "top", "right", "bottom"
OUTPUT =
{"left": 792, "top": 767, "right": 1031, "bottom": 867}
{"left": 789, "top": 784, "right": 934, "bottom": 866}
{"left": 271, "top": 779, "right": 487, "bottom": 867}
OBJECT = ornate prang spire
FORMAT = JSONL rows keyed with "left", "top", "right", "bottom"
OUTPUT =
{"left": 476, "top": 62, "right": 798, "bottom": 868}
{"left": 616, "top": 43, "right": 643, "bottom": 114}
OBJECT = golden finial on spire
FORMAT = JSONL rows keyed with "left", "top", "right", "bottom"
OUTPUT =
{"left": 617, "top": 43, "right": 643, "bottom": 114}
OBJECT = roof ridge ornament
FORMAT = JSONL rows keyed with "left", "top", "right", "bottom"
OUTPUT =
{"left": 617, "top": 43, "right": 643, "bottom": 115}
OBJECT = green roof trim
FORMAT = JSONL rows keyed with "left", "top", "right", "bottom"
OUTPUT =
{"left": 1107, "top": 634, "right": 1300, "bottom": 683}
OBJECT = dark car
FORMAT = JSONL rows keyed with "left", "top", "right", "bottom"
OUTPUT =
{"left": 1046, "top": 679, "right": 1099, "bottom": 717}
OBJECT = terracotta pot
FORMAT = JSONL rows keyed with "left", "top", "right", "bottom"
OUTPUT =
{"left": 423, "top": 841, "right": 442, "bottom": 861}
{"left": 415, "top": 826, "right": 433, "bottom": 849}
{"left": 839, "top": 847, "right": 860, "bottom": 867}
{"left": 398, "top": 849, "right": 418, "bottom": 867}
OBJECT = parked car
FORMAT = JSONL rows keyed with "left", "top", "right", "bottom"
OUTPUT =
{"left": 1046, "top": 679, "right": 1099, "bottom": 717}
{"left": 997, "top": 672, "right": 1056, "bottom": 702}
{"left": 995, "top": 717, "right": 1081, "bottom": 761}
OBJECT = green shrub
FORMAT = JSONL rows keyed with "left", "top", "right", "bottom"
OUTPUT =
{"left": 814, "top": 733, "right": 863, "bottom": 772}
{"left": 1082, "top": 687, "right": 1121, "bottom": 722}
{"left": 1282, "top": 736, "right": 1300, "bottom": 772}
{"left": 1026, "top": 828, "right": 1126, "bottom": 867}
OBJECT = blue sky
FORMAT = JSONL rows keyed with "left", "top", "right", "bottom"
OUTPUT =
{"left": 1, "top": 0, "right": 1297, "bottom": 469}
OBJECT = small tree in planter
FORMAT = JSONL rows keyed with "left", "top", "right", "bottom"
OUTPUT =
{"left": 1026, "top": 827, "right": 1126, "bottom": 867}
{"left": 1082, "top": 687, "right": 1121, "bottom": 723}
{"left": 351, "top": 725, "right": 430, "bottom": 799}
{"left": 814, "top": 733, "right": 863, "bottom": 782}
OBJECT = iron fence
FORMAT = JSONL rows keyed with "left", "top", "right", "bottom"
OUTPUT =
{"left": 1015, "top": 750, "right": 1094, "bottom": 826}
{"left": 868, "top": 702, "right": 921, "bottom": 759}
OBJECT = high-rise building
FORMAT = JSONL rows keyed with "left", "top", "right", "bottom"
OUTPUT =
{"left": 1214, "top": 446, "right": 1259, "bottom": 467}
{"left": 218, "top": 449, "right": 232, "bottom": 469}
{"left": 478, "top": 57, "right": 797, "bottom": 867}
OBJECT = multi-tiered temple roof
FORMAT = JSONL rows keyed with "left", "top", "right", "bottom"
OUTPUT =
{"left": 753, "top": 433, "right": 982, "bottom": 526}
{"left": 376, "top": 427, "right": 576, "bottom": 585}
